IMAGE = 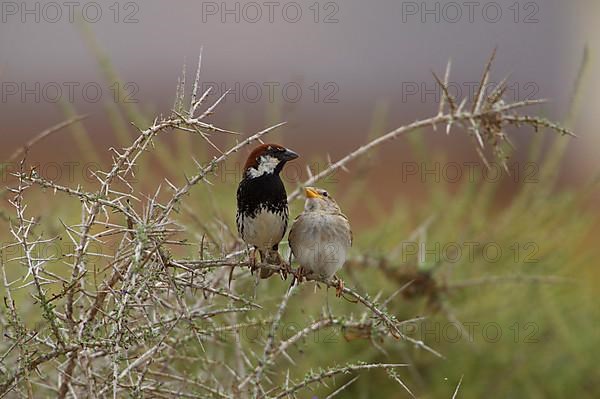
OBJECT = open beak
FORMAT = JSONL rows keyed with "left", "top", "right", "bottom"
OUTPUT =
{"left": 280, "top": 148, "right": 299, "bottom": 161}
{"left": 304, "top": 187, "right": 321, "bottom": 199}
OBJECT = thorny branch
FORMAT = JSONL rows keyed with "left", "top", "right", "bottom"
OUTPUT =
{"left": 0, "top": 51, "right": 574, "bottom": 398}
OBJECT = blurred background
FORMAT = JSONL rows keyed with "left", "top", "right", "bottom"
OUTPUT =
{"left": 0, "top": 0, "right": 595, "bottom": 189}
{"left": 1, "top": 0, "right": 599, "bottom": 397}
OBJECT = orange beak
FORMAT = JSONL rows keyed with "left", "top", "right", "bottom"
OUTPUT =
{"left": 304, "top": 187, "right": 321, "bottom": 199}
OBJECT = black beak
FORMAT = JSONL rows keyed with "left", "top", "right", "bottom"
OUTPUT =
{"left": 280, "top": 149, "right": 299, "bottom": 161}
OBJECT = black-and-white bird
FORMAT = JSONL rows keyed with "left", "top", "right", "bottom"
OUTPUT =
{"left": 236, "top": 144, "right": 298, "bottom": 278}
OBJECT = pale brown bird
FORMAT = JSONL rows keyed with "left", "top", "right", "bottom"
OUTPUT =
{"left": 288, "top": 187, "right": 352, "bottom": 295}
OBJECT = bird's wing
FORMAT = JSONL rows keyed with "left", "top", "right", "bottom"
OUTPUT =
{"left": 287, "top": 213, "right": 303, "bottom": 254}
{"left": 346, "top": 222, "right": 353, "bottom": 247}
{"left": 337, "top": 211, "right": 353, "bottom": 247}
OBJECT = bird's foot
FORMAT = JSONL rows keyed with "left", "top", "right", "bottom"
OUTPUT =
{"left": 279, "top": 258, "right": 293, "bottom": 280}
{"left": 248, "top": 248, "right": 257, "bottom": 274}
{"left": 333, "top": 276, "right": 345, "bottom": 298}
{"left": 292, "top": 266, "right": 308, "bottom": 285}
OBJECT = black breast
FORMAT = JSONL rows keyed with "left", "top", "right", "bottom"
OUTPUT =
{"left": 237, "top": 174, "right": 288, "bottom": 218}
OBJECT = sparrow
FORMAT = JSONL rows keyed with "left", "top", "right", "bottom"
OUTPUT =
{"left": 288, "top": 187, "right": 352, "bottom": 296}
{"left": 236, "top": 144, "right": 299, "bottom": 278}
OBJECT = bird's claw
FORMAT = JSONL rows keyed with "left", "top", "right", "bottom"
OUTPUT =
{"left": 291, "top": 266, "right": 307, "bottom": 285}
{"left": 248, "top": 248, "right": 257, "bottom": 275}
{"left": 279, "top": 259, "right": 292, "bottom": 280}
{"left": 334, "top": 277, "right": 345, "bottom": 298}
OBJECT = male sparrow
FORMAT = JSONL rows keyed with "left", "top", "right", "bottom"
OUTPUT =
{"left": 288, "top": 187, "right": 352, "bottom": 295}
{"left": 236, "top": 144, "right": 299, "bottom": 278}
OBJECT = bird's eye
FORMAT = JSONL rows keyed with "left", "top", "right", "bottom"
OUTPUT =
{"left": 322, "top": 191, "right": 328, "bottom": 197}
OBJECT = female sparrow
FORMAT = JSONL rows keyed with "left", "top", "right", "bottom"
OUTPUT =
{"left": 236, "top": 144, "right": 298, "bottom": 278}
{"left": 288, "top": 187, "right": 352, "bottom": 295}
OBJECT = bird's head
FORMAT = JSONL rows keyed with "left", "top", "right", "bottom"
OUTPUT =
{"left": 243, "top": 144, "right": 298, "bottom": 179}
{"left": 303, "top": 187, "right": 341, "bottom": 213}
